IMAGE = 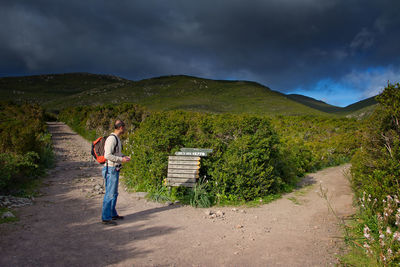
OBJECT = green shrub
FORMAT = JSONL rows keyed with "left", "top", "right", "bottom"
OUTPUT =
{"left": 123, "top": 110, "right": 294, "bottom": 201}
{"left": 210, "top": 131, "right": 280, "bottom": 201}
{"left": 342, "top": 83, "right": 400, "bottom": 266}
{"left": 0, "top": 102, "right": 54, "bottom": 192}
{"left": 60, "top": 104, "right": 360, "bottom": 204}
{"left": 38, "top": 133, "right": 55, "bottom": 169}
{"left": 271, "top": 115, "right": 360, "bottom": 175}
{"left": 341, "top": 194, "right": 400, "bottom": 266}
{"left": 0, "top": 103, "right": 46, "bottom": 154}
{"left": 59, "top": 103, "right": 148, "bottom": 141}
{"left": 189, "top": 181, "right": 214, "bottom": 208}
{"left": 351, "top": 83, "right": 400, "bottom": 205}
{"left": 0, "top": 152, "right": 39, "bottom": 190}
{"left": 147, "top": 185, "right": 171, "bottom": 202}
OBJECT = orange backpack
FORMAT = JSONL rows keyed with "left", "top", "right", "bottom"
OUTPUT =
{"left": 91, "top": 135, "right": 118, "bottom": 164}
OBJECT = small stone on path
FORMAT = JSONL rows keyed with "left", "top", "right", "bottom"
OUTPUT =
{"left": 216, "top": 210, "right": 224, "bottom": 217}
{"left": 1, "top": 211, "right": 15, "bottom": 219}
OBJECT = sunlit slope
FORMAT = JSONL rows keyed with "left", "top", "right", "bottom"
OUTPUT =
{"left": 107, "top": 76, "right": 327, "bottom": 115}
{"left": 1, "top": 73, "right": 377, "bottom": 116}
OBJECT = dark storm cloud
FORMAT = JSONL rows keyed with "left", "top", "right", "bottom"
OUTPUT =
{"left": 1, "top": 0, "right": 400, "bottom": 101}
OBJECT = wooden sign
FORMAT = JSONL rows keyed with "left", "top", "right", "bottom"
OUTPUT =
{"left": 180, "top": 148, "right": 213, "bottom": 153}
{"left": 166, "top": 149, "right": 213, "bottom": 187}
{"left": 176, "top": 148, "right": 213, "bottom": 157}
{"left": 167, "top": 155, "right": 201, "bottom": 187}
{"left": 175, "top": 151, "right": 208, "bottom": 156}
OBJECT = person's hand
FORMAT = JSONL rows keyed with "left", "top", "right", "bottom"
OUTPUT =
{"left": 122, "top": 156, "right": 131, "bottom": 163}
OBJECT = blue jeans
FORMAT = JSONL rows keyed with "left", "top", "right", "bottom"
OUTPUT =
{"left": 101, "top": 166, "right": 119, "bottom": 221}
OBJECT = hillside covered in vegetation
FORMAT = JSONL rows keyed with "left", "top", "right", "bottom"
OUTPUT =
{"left": 1, "top": 73, "right": 376, "bottom": 117}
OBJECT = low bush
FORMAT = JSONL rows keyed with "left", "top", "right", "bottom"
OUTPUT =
{"left": 189, "top": 181, "right": 214, "bottom": 208}
{"left": 351, "top": 83, "right": 400, "bottom": 207}
{"left": 0, "top": 102, "right": 54, "bottom": 193}
{"left": 0, "top": 102, "right": 46, "bottom": 154}
{"left": 59, "top": 103, "right": 148, "bottom": 140}
{"left": 271, "top": 115, "right": 361, "bottom": 176}
{"left": 342, "top": 83, "right": 400, "bottom": 266}
{"left": 341, "top": 193, "right": 400, "bottom": 266}
{"left": 60, "top": 104, "right": 360, "bottom": 205}
{"left": 0, "top": 152, "right": 39, "bottom": 190}
{"left": 123, "top": 110, "right": 296, "bottom": 202}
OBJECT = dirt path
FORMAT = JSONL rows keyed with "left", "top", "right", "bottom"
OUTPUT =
{"left": 0, "top": 122, "right": 355, "bottom": 266}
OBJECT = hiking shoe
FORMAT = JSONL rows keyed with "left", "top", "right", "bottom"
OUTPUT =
{"left": 102, "top": 220, "right": 117, "bottom": 226}
{"left": 112, "top": 215, "right": 124, "bottom": 220}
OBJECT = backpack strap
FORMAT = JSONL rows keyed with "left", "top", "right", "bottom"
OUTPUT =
{"left": 110, "top": 134, "right": 119, "bottom": 154}
{"left": 106, "top": 134, "right": 121, "bottom": 173}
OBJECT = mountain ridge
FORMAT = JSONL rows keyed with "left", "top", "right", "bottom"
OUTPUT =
{"left": 287, "top": 93, "right": 377, "bottom": 114}
{"left": 0, "top": 72, "right": 377, "bottom": 116}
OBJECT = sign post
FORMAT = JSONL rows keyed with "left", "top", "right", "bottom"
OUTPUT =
{"left": 166, "top": 148, "right": 213, "bottom": 187}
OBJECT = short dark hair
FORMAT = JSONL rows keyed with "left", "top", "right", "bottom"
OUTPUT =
{"left": 114, "top": 120, "right": 125, "bottom": 129}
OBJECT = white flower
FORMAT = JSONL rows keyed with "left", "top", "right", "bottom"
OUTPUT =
{"left": 363, "top": 226, "right": 372, "bottom": 240}
{"left": 387, "top": 248, "right": 393, "bottom": 256}
{"left": 363, "top": 242, "right": 372, "bottom": 255}
{"left": 393, "top": 231, "right": 400, "bottom": 242}
{"left": 379, "top": 233, "right": 385, "bottom": 239}
{"left": 386, "top": 227, "right": 392, "bottom": 234}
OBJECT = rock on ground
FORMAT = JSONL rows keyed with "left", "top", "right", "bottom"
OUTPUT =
{"left": 1, "top": 211, "right": 15, "bottom": 219}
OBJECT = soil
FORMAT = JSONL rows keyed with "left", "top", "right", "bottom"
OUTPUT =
{"left": 0, "top": 122, "right": 355, "bottom": 266}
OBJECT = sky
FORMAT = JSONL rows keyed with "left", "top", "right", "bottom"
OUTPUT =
{"left": 1, "top": 0, "right": 400, "bottom": 106}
